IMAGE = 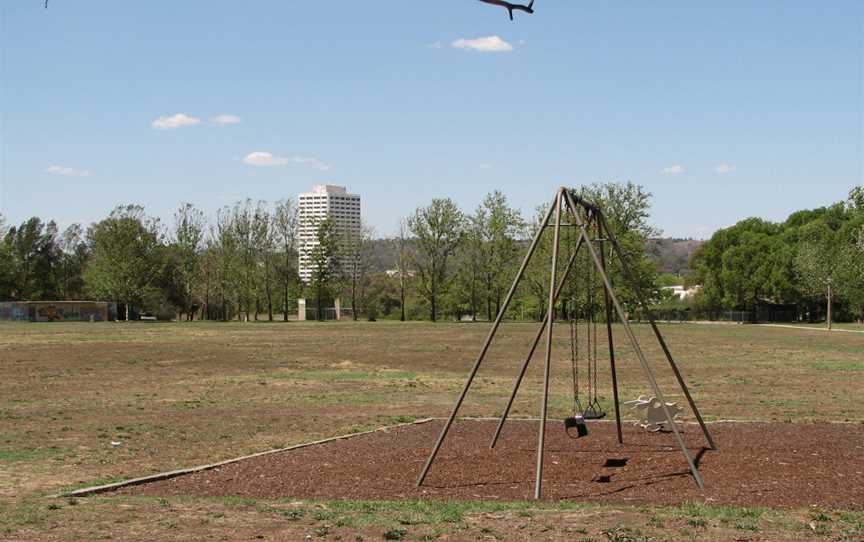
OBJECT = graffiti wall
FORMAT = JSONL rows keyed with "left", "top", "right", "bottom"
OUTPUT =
{"left": 31, "top": 302, "right": 111, "bottom": 322}
{"left": 0, "top": 302, "right": 117, "bottom": 322}
{"left": 0, "top": 302, "right": 30, "bottom": 321}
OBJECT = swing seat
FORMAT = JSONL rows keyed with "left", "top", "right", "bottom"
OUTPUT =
{"left": 582, "top": 407, "right": 607, "bottom": 420}
{"left": 564, "top": 416, "right": 588, "bottom": 438}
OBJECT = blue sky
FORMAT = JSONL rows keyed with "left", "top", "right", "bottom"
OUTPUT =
{"left": 1, "top": 1, "right": 861, "bottom": 238}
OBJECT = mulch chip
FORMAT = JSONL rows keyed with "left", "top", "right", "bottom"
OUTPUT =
{"left": 118, "top": 419, "right": 864, "bottom": 509}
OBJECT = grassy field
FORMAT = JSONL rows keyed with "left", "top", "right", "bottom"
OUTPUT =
{"left": 1, "top": 321, "right": 862, "bottom": 541}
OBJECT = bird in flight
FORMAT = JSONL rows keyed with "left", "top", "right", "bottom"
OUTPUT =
{"left": 477, "top": 0, "right": 535, "bottom": 20}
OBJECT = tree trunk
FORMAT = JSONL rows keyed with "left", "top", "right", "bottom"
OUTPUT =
{"left": 283, "top": 280, "right": 289, "bottom": 322}
{"left": 352, "top": 275, "right": 358, "bottom": 321}
{"left": 399, "top": 275, "right": 406, "bottom": 322}
{"left": 265, "top": 258, "right": 273, "bottom": 322}
{"left": 486, "top": 276, "right": 493, "bottom": 321}
{"left": 827, "top": 283, "right": 833, "bottom": 331}
{"left": 430, "top": 275, "right": 437, "bottom": 322}
{"left": 283, "top": 249, "right": 291, "bottom": 322}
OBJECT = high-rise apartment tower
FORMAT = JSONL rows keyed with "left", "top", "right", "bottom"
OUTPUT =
{"left": 297, "top": 185, "right": 361, "bottom": 283}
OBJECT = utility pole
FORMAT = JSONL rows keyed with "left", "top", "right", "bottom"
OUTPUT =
{"left": 826, "top": 278, "right": 833, "bottom": 331}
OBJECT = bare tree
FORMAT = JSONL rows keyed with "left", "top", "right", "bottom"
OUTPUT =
{"left": 345, "top": 223, "right": 375, "bottom": 320}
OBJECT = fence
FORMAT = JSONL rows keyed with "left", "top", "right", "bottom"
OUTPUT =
{"left": 635, "top": 308, "right": 800, "bottom": 324}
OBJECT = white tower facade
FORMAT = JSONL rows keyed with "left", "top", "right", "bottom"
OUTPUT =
{"left": 297, "top": 185, "right": 361, "bottom": 283}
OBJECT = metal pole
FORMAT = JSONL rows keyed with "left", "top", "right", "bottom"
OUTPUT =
{"left": 534, "top": 189, "right": 564, "bottom": 500}
{"left": 416, "top": 191, "right": 560, "bottom": 487}
{"left": 489, "top": 234, "right": 585, "bottom": 448}
{"left": 563, "top": 190, "right": 705, "bottom": 490}
{"left": 597, "top": 225, "right": 623, "bottom": 444}
{"left": 597, "top": 213, "right": 716, "bottom": 451}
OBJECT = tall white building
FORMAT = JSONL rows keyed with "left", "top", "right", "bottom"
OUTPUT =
{"left": 297, "top": 185, "right": 361, "bottom": 283}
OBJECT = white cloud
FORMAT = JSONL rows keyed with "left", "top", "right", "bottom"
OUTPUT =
{"left": 242, "top": 152, "right": 291, "bottom": 167}
{"left": 479, "top": 163, "right": 494, "bottom": 170}
{"left": 427, "top": 41, "right": 444, "bottom": 49}
{"left": 151, "top": 113, "right": 202, "bottom": 130}
{"left": 241, "top": 152, "right": 333, "bottom": 170}
{"left": 45, "top": 165, "right": 90, "bottom": 177}
{"left": 452, "top": 35, "right": 514, "bottom": 53}
{"left": 715, "top": 163, "right": 736, "bottom": 174}
{"left": 661, "top": 164, "right": 686, "bottom": 175}
{"left": 291, "top": 156, "right": 333, "bottom": 171}
{"left": 211, "top": 114, "right": 242, "bottom": 125}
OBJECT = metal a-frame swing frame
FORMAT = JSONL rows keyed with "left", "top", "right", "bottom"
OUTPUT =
{"left": 416, "top": 187, "right": 717, "bottom": 500}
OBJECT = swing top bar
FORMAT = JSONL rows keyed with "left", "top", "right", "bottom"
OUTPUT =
{"left": 565, "top": 189, "right": 603, "bottom": 215}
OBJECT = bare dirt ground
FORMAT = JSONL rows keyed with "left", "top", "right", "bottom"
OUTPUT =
{"left": 1, "top": 321, "right": 863, "bottom": 541}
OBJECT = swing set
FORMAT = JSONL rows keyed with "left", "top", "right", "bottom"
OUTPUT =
{"left": 416, "top": 187, "right": 717, "bottom": 499}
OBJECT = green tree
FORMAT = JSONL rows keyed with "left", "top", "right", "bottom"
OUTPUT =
{"left": 2, "top": 217, "right": 61, "bottom": 301}
{"left": 231, "top": 200, "right": 257, "bottom": 321}
{"left": 57, "top": 224, "right": 89, "bottom": 300}
{"left": 308, "top": 217, "right": 342, "bottom": 320}
{"left": 848, "top": 186, "right": 864, "bottom": 211}
{"left": 453, "top": 213, "right": 484, "bottom": 320}
{"left": 522, "top": 203, "right": 555, "bottom": 321}
{"left": 395, "top": 219, "right": 412, "bottom": 321}
{"left": 474, "top": 191, "right": 524, "bottom": 320}
{"left": 213, "top": 207, "right": 240, "bottom": 320}
{"left": 573, "top": 182, "right": 660, "bottom": 312}
{"left": 85, "top": 205, "right": 163, "bottom": 320}
{"left": 0, "top": 214, "right": 14, "bottom": 300}
{"left": 251, "top": 203, "right": 275, "bottom": 321}
{"left": 692, "top": 194, "right": 863, "bottom": 321}
{"left": 796, "top": 218, "right": 858, "bottom": 328}
{"left": 407, "top": 198, "right": 465, "bottom": 322}
{"left": 171, "top": 203, "right": 205, "bottom": 320}
{"left": 273, "top": 199, "right": 299, "bottom": 321}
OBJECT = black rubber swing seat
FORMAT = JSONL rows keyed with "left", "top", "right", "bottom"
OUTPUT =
{"left": 564, "top": 416, "right": 588, "bottom": 438}
{"left": 582, "top": 408, "right": 607, "bottom": 420}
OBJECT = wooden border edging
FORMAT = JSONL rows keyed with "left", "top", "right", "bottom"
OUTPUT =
{"left": 55, "top": 418, "right": 435, "bottom": 498}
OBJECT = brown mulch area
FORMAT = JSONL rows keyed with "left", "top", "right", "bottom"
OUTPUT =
{"left": 119, "top": 419, "right": 864, "bottom": 509}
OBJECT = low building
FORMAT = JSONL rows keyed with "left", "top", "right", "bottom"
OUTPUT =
{"left": 662, "top": 285, "right": 702, "bottom": 301}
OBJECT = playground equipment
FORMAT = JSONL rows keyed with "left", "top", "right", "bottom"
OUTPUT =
{"left": 416, "top": 187, "right": 716, "bottom": 499}
{"left": 625, "top": 395, "right": 684, "bottom": 432}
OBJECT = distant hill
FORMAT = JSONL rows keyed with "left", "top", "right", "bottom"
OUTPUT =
{"left": 646, "top": 238, "right": 704, "bottom": 275}
{"left": 367, "top": 237, "right": 703, "bottom": 276}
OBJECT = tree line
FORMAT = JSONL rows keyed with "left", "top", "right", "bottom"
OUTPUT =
{"left": 689, "top": 186, "right": 864, "bottom": 323}
{"left": 0, "top": 182, "right": 663, "bottom": 322}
